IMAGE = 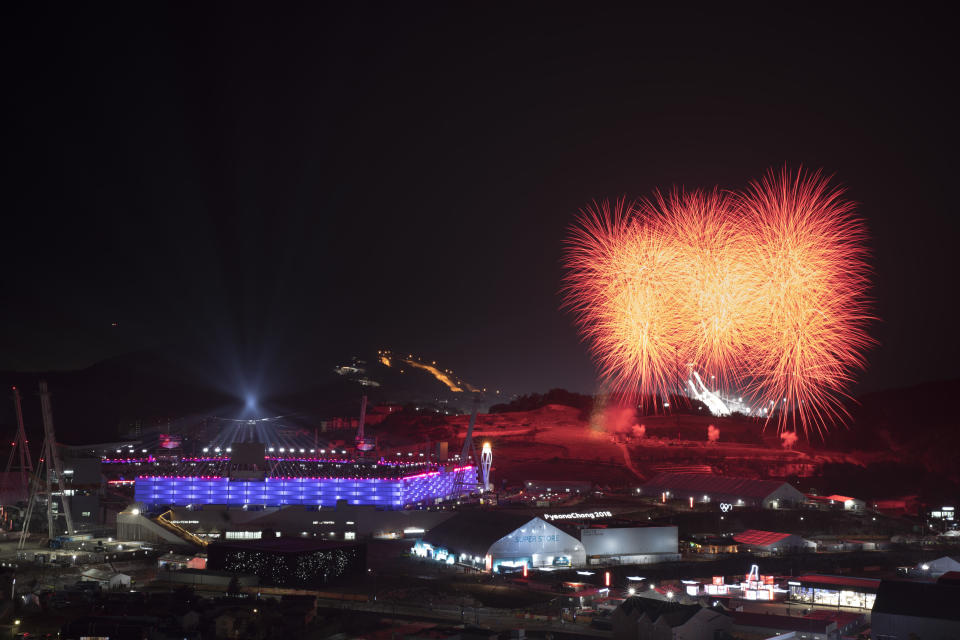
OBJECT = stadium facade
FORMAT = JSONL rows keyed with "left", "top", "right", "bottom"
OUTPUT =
{"left": 131, "top": 460, "right": 477, "bottom": 511}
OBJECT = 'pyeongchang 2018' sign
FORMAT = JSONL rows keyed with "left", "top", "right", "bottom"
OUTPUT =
{"left": 544, "top": 511, "right": 612, "bottom": 521}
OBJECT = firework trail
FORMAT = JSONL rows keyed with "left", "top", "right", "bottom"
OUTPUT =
{"left": 562, "top": 169, "right": 872, "bottom": 437}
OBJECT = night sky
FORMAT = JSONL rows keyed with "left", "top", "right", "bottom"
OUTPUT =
{"left": 2, "top": 5, "right": 957, "bottom": 399}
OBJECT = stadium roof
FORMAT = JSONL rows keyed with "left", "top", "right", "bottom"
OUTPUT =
{"left": 642, "top": 473, "right": 799, "bottom": 499}
{"left": 733, "top": 530, "right": 793, "bottom": 547}
{"left": 872, "top": 579, "right": 960, "bottom": 621}
{"left": 422, "top": 510, "right": 537, "bottom": 556}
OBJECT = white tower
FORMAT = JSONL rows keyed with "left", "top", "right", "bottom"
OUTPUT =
{"left": 480, "top": 441, "right": 492, "bottom": 492}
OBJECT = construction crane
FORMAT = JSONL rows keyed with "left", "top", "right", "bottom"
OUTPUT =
{"left": 18, "top": 381, "right": 74, "bottom": 549}
{"left": 4, "top": 387, "right": 34, "bottom": 501}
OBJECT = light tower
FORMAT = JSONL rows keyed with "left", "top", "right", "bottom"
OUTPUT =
{"left": 480, "top": 441, "right": 492, "bottom": 492}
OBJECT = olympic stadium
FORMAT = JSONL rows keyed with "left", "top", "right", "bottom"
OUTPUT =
{"left": 103, "top": 448, "right": 478, "bottom": 512}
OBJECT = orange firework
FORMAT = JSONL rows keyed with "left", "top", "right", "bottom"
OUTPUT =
{"left": 737, "top": 169, "right": 872, "bottom": 436}
{"left": 562, "top": 198, "right": 682, "bottom": 402}
{"left": 649, "top": 188, "right": 755, "bottom": 392}
{"left": 562, "top": 170, "right": 872, "bottom": 437}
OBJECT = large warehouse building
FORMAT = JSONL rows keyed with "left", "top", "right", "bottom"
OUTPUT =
{"left": 640, "top": 473, "right": 805, "bottom": 509}
{"left": 580, "top": 525, "right": 679, "bottom": 565}
{"left": 416, "top": 511, "right": 587, "bottom": 572}
{"left": 415, "top": 512, "right": 681, "bottom": 572}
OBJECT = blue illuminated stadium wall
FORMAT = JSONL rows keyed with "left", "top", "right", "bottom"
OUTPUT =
{"left": 134, "top": 466, "right": 476, "bottom": 510}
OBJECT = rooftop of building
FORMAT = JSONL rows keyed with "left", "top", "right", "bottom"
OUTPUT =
{"left": 806, "top": 494, "right": 860, "bottom": 503}
{"left": 694, "top": 536, "right": 738, "bottom": 546}
{"left": 732, "top": 611, "right": 832, "bottom": 632}
{"left": 872, "top": 578, "right": 960, "bottom": 620}
{"left": 641, "top": 473, "right": 800, "bottom": 499}
{"left": 802, "top": 610, "right": 864, "bottom": 627}
{"left": 733, "top": 530, "right": 795, "bottom": 546}
{"left": 617, "top": 596, "right": 718, "bottom": 628}
{"left": 114, "top": 457, "right": 471, "bottom": 480}
{"left": 422, "top": 510, "right": 538, "bottom": 555}
{"left": 795, "top": 574, "right": 881, "bottom": 591}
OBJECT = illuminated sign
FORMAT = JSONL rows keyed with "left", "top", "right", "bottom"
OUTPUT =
{"left": 719, "top": 503, "right": 733, "bottom": 512}
{"left": 544, "top": 511, "right": 612, "bottom": 521}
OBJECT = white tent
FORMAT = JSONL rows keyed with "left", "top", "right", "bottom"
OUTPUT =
{"left": 912, "top": 556, "right": 960, "bottom": 578}
{"left": 81, "top": 568, "right": 132, "bottom": 589}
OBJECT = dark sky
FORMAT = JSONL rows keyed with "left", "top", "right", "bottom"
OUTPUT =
{"left": 2, "top": 4, "right": 957, "bottom": 399}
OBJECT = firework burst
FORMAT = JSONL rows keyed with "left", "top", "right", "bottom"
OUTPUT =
{"left": 562, "top": 169, "right": 873, "bottom": 437}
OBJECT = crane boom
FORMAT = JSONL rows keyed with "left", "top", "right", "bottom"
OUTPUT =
{"left": 5, "top": 387, "right": 34, "bottom": 499}
{"left": 39, "top": 381, "right": 74, "bottom": 536}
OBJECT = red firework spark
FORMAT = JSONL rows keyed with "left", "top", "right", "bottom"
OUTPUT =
{"left": 562, "top": 169, "right": 873, "bottom": 437}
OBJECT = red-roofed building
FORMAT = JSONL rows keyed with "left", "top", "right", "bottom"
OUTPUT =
{"left": 805, "top": 493, "right": 866, "bottom": 512}
{"left": 733, "top": 529, "right": 816, "bottom": 553}
{"left": 732, "top": 611, "right": 837, "bottom": 640}
{"left": 803, "top": 609, "right": 866, "bottom": 636}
